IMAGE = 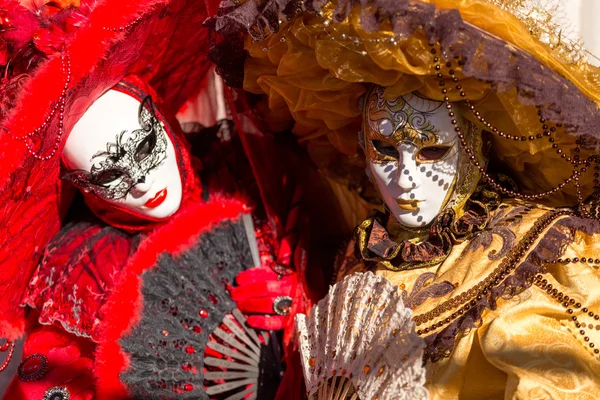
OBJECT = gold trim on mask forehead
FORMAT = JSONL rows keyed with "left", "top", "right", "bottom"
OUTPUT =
{"left": 363, "top": 86, "right": 442, "bottom": 163}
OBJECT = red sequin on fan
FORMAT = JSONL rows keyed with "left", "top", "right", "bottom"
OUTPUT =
{"left": 208, "top": 294, "right": 218, "bottom": 304}
{"left": 185, "top": 345, "right": 195, "bottom": 354}
{"left": 184, "top": 384, "right": 193, "bottom": 392}
{"left": 181, "top": 362, "right": 192, "bottom": 371}
{"left": 192, "top": 325, "right": 202, "bottom": 334}
{"left": 198, "top": 309, "right": 208, "bottom": 318}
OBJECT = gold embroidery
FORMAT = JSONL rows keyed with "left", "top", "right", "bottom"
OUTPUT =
{"left": 363, "top": 87, "right": 440, "bottom": 164}
{"left": 413, "top": 209, "right": 574, "bottom": 337}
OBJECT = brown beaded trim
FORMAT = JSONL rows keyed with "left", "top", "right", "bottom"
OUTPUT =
{"left": 532, "top": 274, "right": 600, "bottom": 356}
{"left": 548, "top": 257, "right": 600, "bottom": 267}
{"left": 429, "top": 43, "right": 598, "bottom": 206}
{"left": 0, "top": 340, "right": 15, "bottom": 373}
{"left": 414, "top": 209, "right": 573, "bottom": 335}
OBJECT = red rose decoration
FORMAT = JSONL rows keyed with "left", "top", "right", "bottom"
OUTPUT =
{"left": 33, "top": 25, "right": 65, "bottom": 55}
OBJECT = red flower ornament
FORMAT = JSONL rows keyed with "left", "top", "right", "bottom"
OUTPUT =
{"left": 33, "top": 24, "right": 65, "bottom": 55}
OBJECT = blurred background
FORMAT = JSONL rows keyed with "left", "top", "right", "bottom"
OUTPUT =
{"left": 562, "top": 0, "right": 600, "bottom": 65}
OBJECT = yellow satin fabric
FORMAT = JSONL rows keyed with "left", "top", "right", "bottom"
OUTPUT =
{"left": 244, "top": 0, "right": 600, "bottom": 209}
{"left": 338, "top": 201, "right": 600, "bottom": 398}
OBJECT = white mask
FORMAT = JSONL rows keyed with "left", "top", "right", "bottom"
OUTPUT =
{"left": 62, "top": 88, "right": 183, "bottom": 219}
{"left": 362, "top": 87, "right": 460, "bottom": 228}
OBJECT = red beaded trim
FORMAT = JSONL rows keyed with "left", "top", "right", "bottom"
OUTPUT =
{"left": 103, "top": 16, "right": 144, "bottom": 32}
{"left": 16, "top": 54, "right": 71, "bottom": 161}
{"left": 0, "top": 340, "right": 15, "bottom": 373}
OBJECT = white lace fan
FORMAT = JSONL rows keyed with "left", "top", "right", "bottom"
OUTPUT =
{"left": 295, "top": 272, "right": 428, "bottom": 400}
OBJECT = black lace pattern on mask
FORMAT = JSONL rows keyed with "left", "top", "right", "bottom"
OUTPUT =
{"left": 61, "top": 96, "right": 168, "bottom": 200}
{"left": 119, "top": 219, "right": 282, "bottom": 399}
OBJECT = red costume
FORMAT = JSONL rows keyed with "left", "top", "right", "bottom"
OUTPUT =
{"left": 0, "top": 0, "right": 319, "bottom": 398}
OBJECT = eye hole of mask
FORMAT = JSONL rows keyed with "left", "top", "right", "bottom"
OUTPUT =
{"left": 135, "top": 130, "right": 157, "bottom": 162}
{"left": 416, "top": 145, "right": 452, "bottom": 162}
{"left": 95, "top": 169, "right": 126, "bottom": 186}
{"left": 371, "top": 140, "right": 400, "bottom": 158}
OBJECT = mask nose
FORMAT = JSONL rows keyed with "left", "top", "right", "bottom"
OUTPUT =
{"left": 130, "top": 174, "right": 154, "bottom": 197}
{"left": 395, "top": 144, "right": 421, "bottom": 190}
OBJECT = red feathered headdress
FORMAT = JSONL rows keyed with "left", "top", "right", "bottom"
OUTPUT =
{"left": 0, "top": 0, "right": 218, "bottom": 340}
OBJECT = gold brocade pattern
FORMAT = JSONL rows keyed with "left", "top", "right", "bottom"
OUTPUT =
{"left": 338, "top": 201, "right": 600, "bottom": 398}
{"left": 413, "top": 208, "right": 571, "bottom": 333}
{"left": 363, "top": 89, "right": 440, "bottom": 164}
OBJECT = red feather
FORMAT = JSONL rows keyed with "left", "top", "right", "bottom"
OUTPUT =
{"left": 0, "top": 0, "right": 214, "bottom": 339}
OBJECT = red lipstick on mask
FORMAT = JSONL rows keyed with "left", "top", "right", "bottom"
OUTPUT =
{"left": 144, "top": 188, "right": 167, "bottom": 208}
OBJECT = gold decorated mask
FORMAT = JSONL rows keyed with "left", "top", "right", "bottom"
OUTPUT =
{"left": 362, "top": 86, "right": 485, "bottom": 228}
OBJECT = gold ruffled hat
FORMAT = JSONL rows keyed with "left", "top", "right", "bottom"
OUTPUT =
{"left": 211, "top": 0, "right": 600, "bottom": 217}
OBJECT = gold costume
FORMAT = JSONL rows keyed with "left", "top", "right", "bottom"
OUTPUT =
{"left": 236, "top": 0, "right": 600, "bottom": 397}
{"left": 335, "top": 200, "right": 600, "bottom": 398}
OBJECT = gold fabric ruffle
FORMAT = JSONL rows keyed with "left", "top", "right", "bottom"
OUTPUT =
{"left": 244, "top": 0, "right": 600, "bottom": 208}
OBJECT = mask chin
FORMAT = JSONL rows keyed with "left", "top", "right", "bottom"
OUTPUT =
{"left": 372, "top": 159, "right": 459, "bottom": 229}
